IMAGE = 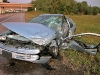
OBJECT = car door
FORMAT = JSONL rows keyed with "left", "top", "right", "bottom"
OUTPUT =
{"left": 61, "top": 16, "right": 69, "bottom": 38}
{"left": 67, "top": 18, "right": 76, "bottom": 35}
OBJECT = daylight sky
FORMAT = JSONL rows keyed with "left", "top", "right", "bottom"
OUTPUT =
{"left": 76, "top": 0, "right": 100, "bottom": 7}
{"left": 8, "top": 0, "right": 32, "bottom": 3}
{"left": 8, "top": 0, "right": 100, "bottom": 7}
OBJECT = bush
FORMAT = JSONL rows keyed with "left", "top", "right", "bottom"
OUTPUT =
{"left": 28, "top": 7, "right": 33, "bottom": 12}
{"left": 92, "top": 7, "right": 99, "bottom": 15}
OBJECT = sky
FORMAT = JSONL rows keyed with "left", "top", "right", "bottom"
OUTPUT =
{"left": 8, "top": 0, "right": 100, "bottom": 7}
{"left": 76, "top": 0, "right": 100, "bottom": 7}
{"left": 8, "top": 0, "right": 32, "bottom": 3}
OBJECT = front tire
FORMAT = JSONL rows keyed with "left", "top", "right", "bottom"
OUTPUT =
{"left": 49, "top": 46, "right": 59, "bottom": 59}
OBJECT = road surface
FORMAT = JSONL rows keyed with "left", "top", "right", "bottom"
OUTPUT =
{"left": 0, "top": 13, "right": 25, "bottom": 33}
{"left": 0, "top": 13, "right": 83, "bottom": 75}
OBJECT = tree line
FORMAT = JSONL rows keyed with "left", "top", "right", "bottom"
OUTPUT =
{"left": 31, "top": 0, "right": 100, "bottom": 15}
{"left": 3, "top": 0, "right": 9, "bottom": 3}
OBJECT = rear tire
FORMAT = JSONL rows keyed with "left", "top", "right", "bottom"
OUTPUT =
{"left": 49, "top": 46, "right": 59, "bottom": 59}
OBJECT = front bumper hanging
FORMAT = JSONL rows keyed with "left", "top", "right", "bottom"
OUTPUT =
{"left": 0, "top": 43, "right": 51, "bottom": 63}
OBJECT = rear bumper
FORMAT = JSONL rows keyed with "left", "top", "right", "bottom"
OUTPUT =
{"left": 0, "top": 43, "right": 51, "bottom": 63}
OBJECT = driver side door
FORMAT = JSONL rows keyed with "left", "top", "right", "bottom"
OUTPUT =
{"left": 61, "top": 16, "right": 69, "bottom": 38}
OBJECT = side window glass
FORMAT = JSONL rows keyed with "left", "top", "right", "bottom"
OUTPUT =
{"left": 62, "top": 17, "right": 69, "bottom": 37}
{"left": 68, "top": 18, "right": 73, "bottom": 28}
{"left": 64, "top": 17, "right": 68, "bottom": 24}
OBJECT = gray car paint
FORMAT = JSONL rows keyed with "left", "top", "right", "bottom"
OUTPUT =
{"left": 2, "top": 22, "right": 56, "bottom": 45}
{"left": 0, "top": 43, "right": 40, "bottom": 55}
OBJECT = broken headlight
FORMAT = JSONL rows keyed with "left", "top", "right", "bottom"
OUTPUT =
{"left": 32, "top": 38, "right": 46, "bottom": 45}
{"left": 0, "top": 36, "right": 6, "bottom": 40}
{"left": 26, "top": 55, "right": 39, "bottom": 60}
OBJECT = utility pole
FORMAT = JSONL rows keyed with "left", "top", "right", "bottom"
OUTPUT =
{"left": 21, "top": 4, "right": 22, "bottom": 21}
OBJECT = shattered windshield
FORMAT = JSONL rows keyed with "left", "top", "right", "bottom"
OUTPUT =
{"left": 29, "top": 15, "right": 62, "bottom": 31}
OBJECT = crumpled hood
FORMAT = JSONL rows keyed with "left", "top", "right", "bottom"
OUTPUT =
{"left": 2, "top": 22, "right": 56, "bottom": 45}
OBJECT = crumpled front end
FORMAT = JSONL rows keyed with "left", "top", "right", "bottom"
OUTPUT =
{"left": 1, "top": 22, "right": 56, "bottom": 45}
{"left": 0, "top": 42, "right": 51, "bottom": 63}
{"left": 0, "top": 22, "right": 56, "bottom": 63}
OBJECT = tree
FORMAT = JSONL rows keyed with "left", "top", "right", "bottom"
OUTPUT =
{"left": 3, "top": 0, "right": 7, "bottom": 2}
{"left": 33, "top": 0, "right": 100, "bottom": 15}
{"left": 92, "top": 6, "right": 99, "bottom": 15}
{"left": 28, "top": 7, "right": 32, "bottom": 11}
{"left": 99, "top": 7, "right": 100, "bottom": 13}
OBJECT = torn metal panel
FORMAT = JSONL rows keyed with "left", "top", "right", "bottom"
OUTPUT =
{"left": 0, "top": 43, "right": 40, "bottom": 55}
{"left": 68, "top": 40, "right": 98, "bottom": 55}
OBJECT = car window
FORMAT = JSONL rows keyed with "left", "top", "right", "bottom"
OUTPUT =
{"left": 68, "top": 18, "right": 73, "bottom": 28}
{"left": 29, "top": 15, "right": 62, "bottom": 32}
{"left": 63, "top": 16, "right": 68, "bottom": 24}
{"left": 62, "top": 17, "right": 69, "bottom": 37}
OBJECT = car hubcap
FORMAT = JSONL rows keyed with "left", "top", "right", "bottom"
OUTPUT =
{"left": 53, "top": 47, "right": 58, "bottom": 55}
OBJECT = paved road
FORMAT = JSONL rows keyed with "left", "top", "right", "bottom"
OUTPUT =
{"left": 0, "top": 13, "right": 25, "bottom": 33}
{"left": 0, "top": 13, "right": 27, "bottom": 75}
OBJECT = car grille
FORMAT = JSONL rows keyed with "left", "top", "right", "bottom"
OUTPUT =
{"left": 2, "top": 50, "right": 12, "bottom": 59}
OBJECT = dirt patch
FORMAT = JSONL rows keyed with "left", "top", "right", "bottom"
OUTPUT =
{"left": 0, "top": 51, "right": 84, "bottom": 75}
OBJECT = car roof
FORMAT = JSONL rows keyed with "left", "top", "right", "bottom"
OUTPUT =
{"left": 39, "top": 14, "right": 64, "bottom": 16}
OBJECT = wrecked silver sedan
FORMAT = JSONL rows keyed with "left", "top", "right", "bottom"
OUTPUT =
{"left": 0, "top": 14, "right": 100, "bottom": 64}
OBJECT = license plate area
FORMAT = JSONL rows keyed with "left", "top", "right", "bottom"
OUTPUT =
{"left": 15, "top": 54, "right": 25, "bottom": 59}
{"left": 2, "top": 50, "right": 12, "bottom": 59}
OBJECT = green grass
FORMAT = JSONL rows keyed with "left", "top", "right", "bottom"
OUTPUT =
{"left": 25, "top": 10, "right": 49, "bottom": 22}
{"left": 67, "top": 14, "right": 100, "bottom": 75}
{"left": 26, "top": 11, "right": 100, "bottom": 75}
{"left": 65, "top": 50, "right": 100, "bottom": 75}
{"left": 67, "top": 14, "right": 100, "bottom": 34}
{"left": 67, "top": 14, "right": 100, "bottom": 44}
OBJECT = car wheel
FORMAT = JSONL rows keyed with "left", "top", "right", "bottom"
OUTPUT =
{"left": 49, "top": 46, "right": 59, "bottom": 59}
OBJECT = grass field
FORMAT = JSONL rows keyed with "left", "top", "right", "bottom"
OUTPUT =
{"left": 25, "top": 10, "right": 49, "bottom": 22}
{"left": 26, "top": 11, "right": 100, "bottom": 75}
{"left": 67, "top": 14, "right": 100, "bottom": 75}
